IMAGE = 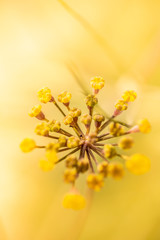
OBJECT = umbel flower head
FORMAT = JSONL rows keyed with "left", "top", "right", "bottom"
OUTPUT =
{"left": 20, "top": 77, "right": 151, "bottom": 210}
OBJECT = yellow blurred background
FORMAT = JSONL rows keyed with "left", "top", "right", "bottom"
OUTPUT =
{"left": 0, "top": 0, "right": 160, "bottom": 239}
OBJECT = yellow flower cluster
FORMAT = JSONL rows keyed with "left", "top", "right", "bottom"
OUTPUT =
{"left": 21, "top": 77, "right": 151, "bottom": 211}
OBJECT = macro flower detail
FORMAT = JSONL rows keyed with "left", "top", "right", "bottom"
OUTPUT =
{"left": 21, "top": 77, "right": 151, "bottom": 210}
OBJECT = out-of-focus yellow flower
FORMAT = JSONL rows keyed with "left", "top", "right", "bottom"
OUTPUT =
{"left": 58, "top": 91, "right": 72, "bottom": 104}
{"left": 28, "top": 104, "right": 42, "bottom": 117}
{"left": 58, "top": 136, "right": 67, "bottom": 147}
{"left": 104, "top": 144, "right": 117, "bottom": 158}
{"left": 67, "top": 136, "right": 80, "bottom": 148}
{"left": 65, "top": 154, "right": 78, "bottom": 168}
{"left": 108, "top": 163, "right": 124, "bottom": 180}
{"left": 64, "top": 168, "right": 77, "bottom": 183}
{"left": 20, "top": 138, "right": 36, "bottom": 152}
{"left": 125, "top": 154, "right": 150, "bottom": 175}
{"left": 62, "top": 192, "right": 86, "bottom": 210}
{"left": 122, "top": 90, "right": 137, "bottom": 102}
{"left": 138, "top": 119, "right": 151, "bottom": 133}
{"left": 87, "top": 173, "right": 104, "bottom": 191}
{"left": 119, "top": 136, "right": 134, "bottom": 150}
{"left": 35, "top": 122, "right": 50, "bottom": 136}
{"left": 90, "top": 76, "right": 105, "bottom": 90}
{"left": 39, "top": 159, "right": 54, "bottom": 171}
{"left": 37, "top": 87, "right": 52, "bottom": 103}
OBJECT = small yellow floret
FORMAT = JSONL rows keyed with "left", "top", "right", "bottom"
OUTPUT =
{"left": 69, "top": 107, "right": 81, "bottom": 118}
{"left": 97, "top": 161, "right": 109, "bottom": 177}
{"left": 87, "top": 173, "right": 104, "bottom": 191}
{"left": 63, "top": 115, "right": 73, "bottom": 125}
{"left": 35, "top": 122, "right": 50, "bottom": 136}
{"left": 62, "top": 192, "right": 86, "bottom": 210}
{"left": 20, "top": 138, "right": 36, "bottom": 153}
{"left": 37, "top": 87, "right": 52, "bottom": 103}
{"left": 67, "top": 136, "right": 80, "bottom": 148}
{"left": 39, "top": 159, "right": 54, "bottom": 171}
{"left": 58, "top": 91, "right": 72, "bottom": 104}
{"left": 85, "top": 94, "right": 98, "bottom": 107}
{"left": 81, "top": 114, "right": 92, "bottom": 125}
{"left": 109, "top": 122, "right": 124, "bottom": 136}
{"left": 138, "top": 119, "right": 151, "bottom": 133}
{"left": 48, "top": 120, "right": 61, "bottom": 132}
{"left": 115, "top": 100, "right": 128, "bottom": 111}
{"left": 122, "top": 90, "right": 137, "bottom": 102}
{"left": 90, "top": 76, "right": 105, "bottom": 90}
{"left": 126, "top": 154, "right": 150, "bottom": 175}
{"left": 28, "top": 104, "right": 42, "bottom": 117}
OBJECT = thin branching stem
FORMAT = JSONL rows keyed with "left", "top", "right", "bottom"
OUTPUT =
{"left": 88, "top": 148, "right": 98, "bottom": 165}
{"left": 56, "top": 147, "right": 80, "bottom": 163}
{"left": 86, "top": 148, "right": 94, "bottom": 172}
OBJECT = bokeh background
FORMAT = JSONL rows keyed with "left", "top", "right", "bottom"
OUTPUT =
{"left": 0, "top": 0, "right": 160, "bottom": 239}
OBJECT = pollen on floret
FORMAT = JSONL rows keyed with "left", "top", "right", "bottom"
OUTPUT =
{"left": 62, "top": 192, "right": 86, "bottom": 210}
{"left": 119, "top": 136, "right": 134, "bottom": 150}
{"left": 37, "top": 87, "right": 53, "bottom": 103}
{"left": 122, "top": 90, "right": 137, "bottom": 102}
{"left": 39, "top": 159, "right": 54, "bottom": 171}
{"left": 104, "top": 144, "right": 117, "bottom": 159}
{"left": 28, "top": 104, "right": 42, "bottom": 117}
{"left": 125, "top": 154, "right": 150, "bottom": 175}
{"left": 90, "top": 76, "right": 105, "bottom": 90}
{"left": 138, "top": 119, "right": 151, "bottom": 133}
{"left": 20, "top": 138, "right": 36, "bottom": 153}
{"left": 87, "top": 173, "right": 104, "bottom": 191}
{"left": 85, "top": 94, "right": 98, "bottom": 107}
{"left": 58, "top": 91, "right": 72, "bottom": 104}
{"left": 108, "top": 163, "right": 124, "bottom": 180}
